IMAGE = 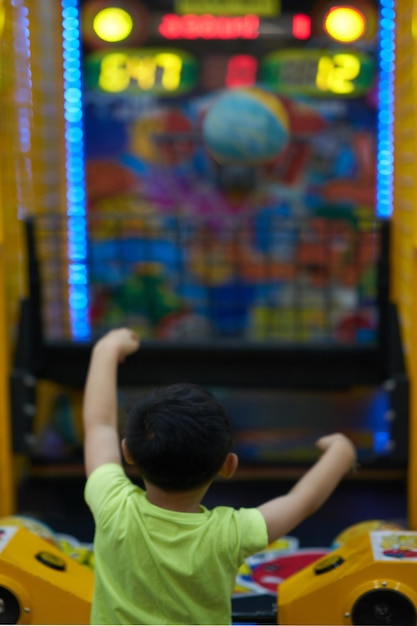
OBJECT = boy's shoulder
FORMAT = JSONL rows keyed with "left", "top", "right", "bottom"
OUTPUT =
{"left": 85, "top": 463, "right": 144, "bottom": 508}
{"left": 207, "top": 505, "right": 269, "bottom": 557}
{"left": 208, "top": 504, "right": 267, "bottom": 532}
{"left": 86, "top": 462, "right": 134, "bottom": 487}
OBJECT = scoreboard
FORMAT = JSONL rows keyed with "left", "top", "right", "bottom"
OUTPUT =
{"left": 81, "top": 0, "right": 378, "bottom": 98}
{"left": 84, "top": 46, "right": 375, "bottom": 96}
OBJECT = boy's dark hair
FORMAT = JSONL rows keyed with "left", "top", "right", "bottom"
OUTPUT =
{"left": 124, "top": 383, "right": 233, "bottom": 491}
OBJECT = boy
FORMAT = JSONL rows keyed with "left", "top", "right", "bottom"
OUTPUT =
{"left": 83, "top": 327, "right": 357, "bottom": 625}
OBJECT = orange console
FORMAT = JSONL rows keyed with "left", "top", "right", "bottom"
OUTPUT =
{"left": 0, "top": 524, "right": 93, "bottom": 624}
{"left": 279, "top": 530, "right": 417, "bottom": 625}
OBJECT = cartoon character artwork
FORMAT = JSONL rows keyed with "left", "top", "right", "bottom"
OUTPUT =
{"left": 80, "top": 86, "right": 379, "bottom": 346}
{"left": 371, "top": 531, "right": 417, "bottom": 561}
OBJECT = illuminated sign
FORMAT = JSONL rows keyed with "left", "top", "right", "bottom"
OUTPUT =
{"left": 260, "top": 49, "right": 375, "bottom": 96}
{"left": 84, "top": 49, "right": 198, "bottom": 95}
{"left": 159, "top": 14, "right": 259, "bottom": 39}
{"left": 200, "top": 54, "right": 257, "bottom": 90}
{"left": 84, "top": 47, "right": 375, "bottom": 98}
{"left": 292, "top": 14, "right": 311, "bottom": 40}
{"left": 323, "top": 6, "right": 366, "bottom": 43}
{"left": 174, "top": 0, "right": 280, "bottom": 17}
{"left": 92, "top": 7, "right": 134, "bottom": 43}
{"left": 225, "top": 55, "right": 258, "bottom": 87}
{"left": 81, "top": 0, "right": 150, "bottom": 49}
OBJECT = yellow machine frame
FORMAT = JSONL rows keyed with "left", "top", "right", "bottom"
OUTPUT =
{"left": 0, "top": 0, "right": 69, "bottom": 515}
{"left": 0, "top": 188, "right": 14, "bottom": 516}
{"left": 393, "top": 0, "right": 417, "bottom": 529}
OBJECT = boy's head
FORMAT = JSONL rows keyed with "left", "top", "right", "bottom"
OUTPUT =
{"left": 122, "top": 383, "right": 234, "bottom": 492}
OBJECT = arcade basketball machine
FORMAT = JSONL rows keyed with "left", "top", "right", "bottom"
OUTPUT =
{"left": 11, "top": 0, "right": 407, "bottom": 470}
{"left": 1, "top": 0, "right": 417, "bottom": 624}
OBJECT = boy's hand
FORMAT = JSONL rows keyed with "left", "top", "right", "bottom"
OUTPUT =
{"left": 83, "top": 327, "right": 140, "bottom": 476}
{"left": 316, "top": 433, "right": 357, "bottom": 466}
{"left": 257, "top": 431, "right": 358, "bottom": 543}
{"left": 95, "top": 328, "right": 140, "bottom": 362}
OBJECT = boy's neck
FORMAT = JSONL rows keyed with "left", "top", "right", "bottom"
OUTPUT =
{"left": 145, "top": 482, "right": 210, "bottom": 513}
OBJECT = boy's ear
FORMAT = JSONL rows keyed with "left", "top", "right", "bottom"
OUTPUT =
{"left": 219, "top": 452, "right": 239, "bottom": 480}
{"left": 121, "top": 438, "right": 135, "bottom": 465}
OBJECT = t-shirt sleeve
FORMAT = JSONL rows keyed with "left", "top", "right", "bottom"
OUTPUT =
{"left": 84, "top": 463, "right": 143, "bottom": 526}
{"left": 235, "top": 507, "right": 269, "bottom": 562}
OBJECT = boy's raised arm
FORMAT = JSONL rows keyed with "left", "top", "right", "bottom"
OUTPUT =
{"left": 83, "top": 328, "right": 140, "bottom": 477}
{"left": 257, "top": 433, "right": 357, "bottom": 544}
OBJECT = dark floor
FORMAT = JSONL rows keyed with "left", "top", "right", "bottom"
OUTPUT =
{"left": 17, "top": 469, "right": 408, "bottom": 548}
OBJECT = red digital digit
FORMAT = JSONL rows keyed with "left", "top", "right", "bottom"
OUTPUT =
{"left": 225, "top": 55, "right": 258, "bottom": 88}
{"left": 158, "top": 14, "right": 259, "bottom": 40}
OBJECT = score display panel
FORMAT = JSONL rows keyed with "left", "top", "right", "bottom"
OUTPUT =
{"left": 81, "top": 0, "right": 377, "bottom": 96}
{"left": 80, "top": 0, "right": 382, "bottom": 349}
{"left": 84, "top": 46, "right": 375, "bottom": 97}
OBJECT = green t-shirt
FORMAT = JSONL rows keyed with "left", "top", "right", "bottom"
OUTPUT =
{"left": 85, "top": 463, "right": 268, "bottom": 625}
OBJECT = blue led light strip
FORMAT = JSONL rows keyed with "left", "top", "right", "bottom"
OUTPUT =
{"left": 61, "top": 0, "right": 90, "bottom": 339}
{"left": 376, "top": 0, "right": 396, "bottom": 218}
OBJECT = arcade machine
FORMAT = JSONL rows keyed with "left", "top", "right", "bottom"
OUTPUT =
{"left": 13, "top": 0, "right": 407, "bottom": 471}
{"left": 1, "top": 0, "right": 412, "bottom": 623}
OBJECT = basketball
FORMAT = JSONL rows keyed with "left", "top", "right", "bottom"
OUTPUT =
{"left": 202, "top": 87, "right": 290, "bottom": 166}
